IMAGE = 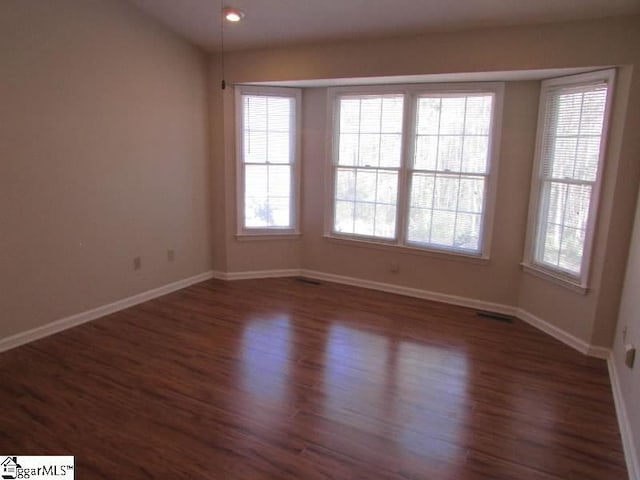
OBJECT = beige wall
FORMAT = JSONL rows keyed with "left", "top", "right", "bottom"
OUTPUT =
{"left": 613, "top": 187, "right": 640, "bottom": 466}
{"left": 210, "top": 15, "right": 640, "bottom": 349}
{"left": 300, "top": 83, "right": 537, "bottom": 307}
{"left": 0, "top": 0, "right": 212, "bottom": 339}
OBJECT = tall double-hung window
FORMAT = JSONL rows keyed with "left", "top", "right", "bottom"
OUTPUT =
{"left": 328, "top": 84, "right": 503, "bottom": 257}
{"left": 236, "top": 86, "right": 301, "bottom": 236}
{"left": 523, "top": 70, "right": 615, "bottom": 290}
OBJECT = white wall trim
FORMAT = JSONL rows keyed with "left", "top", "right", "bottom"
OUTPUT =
{"left": 608, "top": 353, "right": 640, "bottom": 480}
{"left": 0, "top": 271, "right": 215, "bottom": 353}
{"left": 2, "top": 267, "right": 612, "bottom": 361}
{"left": 216, "top": 269, "right": 301, "bottom": 281}
{"left": 217, "top": 268, "right": 613, "bottom": 359}
{"left": 300, "top": 269, "right": 517, "bottom": 317}
{"left": 515, "top": 308, "right": 592, "bottom": 356}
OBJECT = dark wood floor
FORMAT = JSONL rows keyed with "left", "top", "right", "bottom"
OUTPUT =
{"left": 0, "top": 278, "right": 627, "bottom": 479}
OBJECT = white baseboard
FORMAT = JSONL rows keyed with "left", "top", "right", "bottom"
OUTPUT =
{"left": 218, "top": 267, "right": 610, "bottom": 359}
{"left": 0, "top": 271, "right": 215, "bottom": 353}
{"left": 300, "top": 269, "right": 517, "bottom": 317}
{"left": 0, "top": 266, "right": 611, "bottom": 363}
{"left": 515, "top": 308, "right": 593, "bottom": 356}
{"left": 215, "top": 269, "right": 301, "bottom": 281}
{"left": 608, "top": 353, "right": 640, "bottom": 480}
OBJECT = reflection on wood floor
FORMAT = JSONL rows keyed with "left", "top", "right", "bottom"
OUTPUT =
{"left": 0, "top": 277, "right": 627, "bottom": 479}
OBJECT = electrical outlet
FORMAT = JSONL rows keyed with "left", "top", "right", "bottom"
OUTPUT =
{"left": 625, "top": 344, "right": 636, "bottom": 369}
{"left": 167, "top": 249, "right": 175, "bottom": 262}
{"left": 133, "top": 256, "right": 141, "bottom": 271}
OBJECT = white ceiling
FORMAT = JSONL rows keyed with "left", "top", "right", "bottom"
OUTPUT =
{"left": 125, "top": 0, "right": 640, "bottom": 51}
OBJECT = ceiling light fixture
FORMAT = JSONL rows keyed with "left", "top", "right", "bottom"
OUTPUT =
{"left": 223, "top": 7, "right": 245, "bottom": 22}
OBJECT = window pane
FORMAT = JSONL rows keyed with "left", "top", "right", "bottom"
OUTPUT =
{"left": 337, "top": 95, "right": 403, "bottom": 169}
{"left": 340, "top": 99, "right": 360, "bottom": 133}
{"left": 437, "top": 136, "right": 463, "bottom": 172}
{"left": 439, "top": 97, "right": 466, "bottom": 134}
{"left": 245, "top": 197, "right": 269, "bottom": 228}
{"left": 407, "top": 172, "right": 485, "bottom": 253}
{"left": 240, "top": 92, "right": 296, "bottom": 231}
{"left": 407, "top": 207, "right": 431, "bottom": 243}
{"left": 374, "top": 204, "right": 397, "bottom": 238}
{"left": 268, "top": 97, "right": 291, "bottom": 131}
{"left": 431, "top": 210, "right": 456, "bottom": 246}
{"left": 245, "top": 131, "right": 267, "bottom": 163}
{"left": 267, "top": 132, "right": 290, "bottom": 164}
{"left": 354, "top": 202, "right": 375, "bottom": 236}
{"left": 333, "top": 167, "right": 398, "bottom": 239}
{"left": 455, "top": 213, "right": 481, "bottom": 251}
{"left": 409, "top": 173, "right": 435, "bottom": 209}
{"left": 414, "top": 135, "right": 438, "bottom": 170}
{"left": 462, "top": 136, "right": 489, "bottom": 173}
{"left": 338, "top": 133, "right": 359, "bottom": 166}
{"left": 457, "top": 177, "right": 485, "bottom": 214}
{"left": 376, "top": 171, "right": 398, "bottom": 205}
{"left": 537, "top": 180, "right": 591, "bottom": 275}
{"left": 336, "top": 168, "right": 356, "bottom": 201}
{"left": 464, "top": 96, "right": 492, "bottom": 135}
{"left": 268, "top": 197, "right": 291, "bottom": 227}
{"left": 416, "top": 98, "right": 441, "bottom": 135}
{"left": 360, "top": 98, "right": 382, "bottom": 133}
{"left": 381, "top": 97, "right": 404, "bottom": 133}
{"left": 333, "top": 95, "right": 402, "bottom": 240}
{"left": 268, "top": 165, "right": 291, "bottom": 199}
{"left": 409, "top": 93, "right": 494, "bottom": 254}
{"left": 244, "top": 96, "right": 266, "bottom": 130}
{"left": 355, "top": 170, "right": 377, "bottom": 202}
{"left": 335, "top": 201, "right": 355, "bottom": 233}
{"left": 532, "top": 79, "right": 609, "bottom": 278}
{"left": 433, "top": 175, "right": 459, "bottom": 211}
{"left": 359, "top": 133, "right": 380, "bottom": 167}
{"left": 380, "top": 134, "right": 402, "bottom": 167}
{"left": 245, "top": 165, "right": 268, "bottom": 197}
{"left": 244, "top": 165, "right": 292, "bottom": 228}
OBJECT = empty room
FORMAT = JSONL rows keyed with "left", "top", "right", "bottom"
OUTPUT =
{"left": 1, "top": 0, "right": 640, "bottom": 478}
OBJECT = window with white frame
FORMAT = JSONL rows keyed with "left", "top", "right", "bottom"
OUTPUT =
{"left": 524, "top": 70, "right": 615, "bottom": 287}
{"left": 328, "top": 84, "right": 502, "bottom": 257}
{"left": 236, "top": 86, "right": 300, "bottom": 235}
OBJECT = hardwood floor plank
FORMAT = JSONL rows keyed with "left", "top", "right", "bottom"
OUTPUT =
{"left": 0, "top": 277, "right": 627, "bottom": 479}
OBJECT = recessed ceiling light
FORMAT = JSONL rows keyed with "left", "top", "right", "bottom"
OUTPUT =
{"left": 223, "top": 7, "right": 245, "bottom": 22}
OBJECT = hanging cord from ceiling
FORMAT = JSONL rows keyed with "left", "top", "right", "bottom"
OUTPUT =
{"left": 219, "top": 0, "right": 226, "bottom": 89}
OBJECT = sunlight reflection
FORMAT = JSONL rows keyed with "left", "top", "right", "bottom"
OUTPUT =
{"left": 322, "top": 323, "right": 470, "bottom": 468}
{"left": 240, "top": 315, "right": 291, "bottom": 404}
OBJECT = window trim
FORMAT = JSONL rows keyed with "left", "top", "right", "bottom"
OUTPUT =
{"left": 522, "top": 69, "right": 616, "bottom": 292}
{"left": 235, "top": 85, "right": 302, "bottom": 237}
{"left": 324, "top": 82, "right": 504, "bottom": 260}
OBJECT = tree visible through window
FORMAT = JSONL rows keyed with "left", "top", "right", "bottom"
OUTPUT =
{"left": 329, "top": 85, "right": 501, "bottom": 257}
{"left": 236, "top": 86, "right": 300, "bottom": 234}
{"left": 526, "top": 70, "right": 614, "bottom": 283}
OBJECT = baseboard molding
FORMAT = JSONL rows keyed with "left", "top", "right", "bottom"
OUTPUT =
{"left": 215, "top": 269, "right": 301, "bottom": 281}
{"left": 300, "top": 269, "right": 517, "bottom": 317}
{"left": 0, "top": 266, "right": 610, "bottom": 362}
{"left": 217, "top": 267, "right": 610, "bottom": 359}
{"left": 0, "top": 271, "right": 215, "bottom": 353}
{"left": 608, "top": 353, "right": 640, "bottom": 480}
{"left": 515, "top": 308, "right": 593, "bottom": 356}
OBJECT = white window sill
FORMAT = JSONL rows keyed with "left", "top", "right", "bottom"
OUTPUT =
{"left": 236, "top": 232, "right": 301, "bottom": 241}
{"left": 324, "top": 234, "right": 490, "bottom": 265}
{"left": 520, "top": 263, "right": 588, "bottom": 295}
